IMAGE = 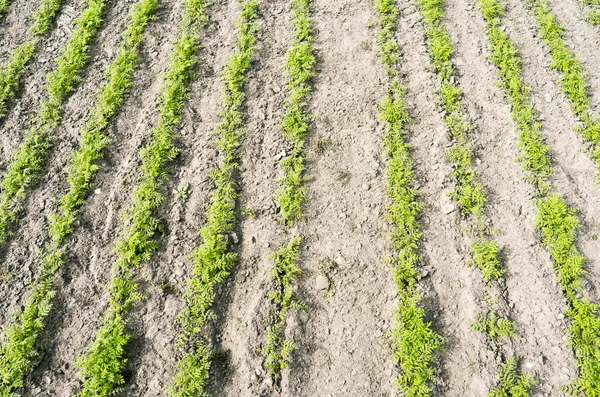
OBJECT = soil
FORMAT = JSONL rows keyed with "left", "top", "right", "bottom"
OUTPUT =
{"left": 1, "top": 0, "right": 600, "bottom": 396}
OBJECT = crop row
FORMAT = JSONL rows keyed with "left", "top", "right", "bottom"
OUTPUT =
{"left": 263, "top": 0, "right": 317, "bottom": 387}
{"left": 479, "top": 0, "right": 600, "bottom": 395}
{"left": 0, "top": 0, "right": 107, "bottom": 251}
{"left": 169, "top": 0, "right": 258, "bottom": 395}
{"left": 373, "top": 0, "right": 444, "bottom": 394}
{"left": 580, "top": 0, "right": 600, "bottom": 25}
{"left": 0, "top": 0, "right": 65, "bottom": 120}
{"left": 73, "top": 0, "right": 210, "bottom": 395}
{"left": 526, "top": 0, "right": 600, "bottom": 181}
{"left": 417, "top": 0, "right": 534, "bottom": 394}
{"left": 0, "top": 0, "right": 12, "bottom": 21}
{"left": 0, "top": 0, "right": 157, "bottom": 395}
{"left": 1, "top": 0, "right": 600, "bottom": 395}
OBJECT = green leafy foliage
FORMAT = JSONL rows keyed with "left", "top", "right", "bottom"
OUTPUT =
{"left": 416, "top": 8, "right": 523, "bottom": 387}
{"left": 479, "top": 0, "right": 600, "bottom": 394}
{"left": 488, "top": 357, "right": 536, "bottom": 397}
{"left": 534, "top": 196, "right": 585, "bottom": 291}
{"left": 579, "top": 0, "right": 600, "bottom": 25}
{"left": 0, "top": 42, "right": 36, "bottom": 119}
{"left": 42, "top": 0, "right": 106, "bottom": 126}
{"left": 590, "top": 10, "right": 600, "bottom": 25}
{"left": 527, "top": 0, "right": 600, "bottom": 180}
{"left": 264, "top": 236, "right": 306, "bottom": 387}
{"left": 169, "top": 1, "right": 258, "bottom": 395}
{"left": 470, "top": 240, "right": 504, "bottom": 281}
{"left": 417, "top": 0, "right": 488, "bottom": 219}
{"left": 0, "top": 250, "right": 63, "bottom": 396}
{"left": 0, "top": 0, "right": 11, "bottom": 20}
{"left": 0, "top": 1, "right": 157, "bottom": 395}
{"left": 375, "top": 0, "right": 444, "bottom": 395}
{"left": 563, "top": 296, "right": 600, "bottom": 396}
{"left": 74, "top": 276, "right": 143, "bottom": 397}
{"left": 49, "top": 0, "right": 158, "bottom": 245}
{"left": 0, "top": 0, "right": 107, "bottom": 248}
{"left": 471, "top": 312, "right": 516, "bottom": 339}
{"left": 535, "top": 196, "right": 600, "bottom": 396}
{"left": 74, "top": 1, "right": 210, "bottom": 395}
{"left": 0, "top": 0, "right": 66, "bottom": 119}
{"left": 478, "top": 0, "right": 552, "bottom": 193}
{"left": 261, "top": 0, "right": 316, "bottom": 387}
{"left": 274, "top": 0, "right": 316, "bottom": 225}
{"left": 30, "top": 0, "right": 65, "bottom": 35}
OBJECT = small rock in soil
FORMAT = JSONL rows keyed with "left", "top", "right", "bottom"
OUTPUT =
{"left": 442, "top": 203, "right": 456, "bottom": 214}
{"left": 316, "top": 275, "right": 329, "bottom": 290}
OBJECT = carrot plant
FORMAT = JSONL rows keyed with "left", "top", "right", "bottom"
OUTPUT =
{"left": 471, "top": 312, "right": 516, "bottom": 339}
{"left": 488, "top": 357, "right": 537, "bottom": 397}
{"left": 375, "top": 0, "right": 443, "bottom": 395}
{"left": 479, "top": 0, "right": 600, "bottom": 395}
{"left": 416, "top": 1, "right": 531, "bottom": 391}
{"left": 0, "top": 0, "right": 107, "bottom": 250}
{"left": 578, "top": 0, "right": 600, "bottom": 25}
{"left": 274, "top": 0, "right": 316, "bottom": 225}
{"left": 0, "top": 0, "right": 66, "bottom": 119}
{"left": 74, "top": 1, "right": 210, "bottom": 395}
{"left": 526, "top": 0, "right": 600, "bottom": 180}
{"left": 264, "top": 236, "right": 306, "bottom": 387}
{"left": 49, "top": 0, "right": 158, "bottom": 244}
{"left": 0, "top": 1, "right": 157, "bottom": 394}
{"left": 0, "top": 0, "right": 12, "bottom": 21}
{"left": 262, "top": 0, "right": 316, "bottom": 387}
{"left": 169, "top": 1, "right": 258, "bottom": 395}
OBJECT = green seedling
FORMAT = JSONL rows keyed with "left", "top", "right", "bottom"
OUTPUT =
{"left": 74, "top": 1, "right": 210, "bottom": 395}
{"left": 169, "top": 1, "right": 259, "bottom": 395}
{"left": 375, "top": 0, "right": 444, "bottom": 394}
{"left": 478, "top": 0, "right": 600, "bottom": 393}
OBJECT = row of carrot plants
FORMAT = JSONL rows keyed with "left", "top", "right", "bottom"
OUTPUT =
{"left": 263, "top": 0, "right": 317, "bottom": 388}
{"left": 0, "top": 0, "right": 66, "bottom": 120}
{"left": 0, "top": 0, "right": 157, "bottom": 394}
{"left": 416, "top": 0, "right": 534, "bottom": 394}
{"left": 373, "top": 0, "right": 444, "bottom": 395}
{"left": 579, "top": 0, "right": 600, "bottom": 25}
{"left": 0, "top": 0, "right": 11, "bottom": 21}
{"left": 478, "top": 0, "right": 600, "bottom": 395}
{"left": 72, "top": 0, "right": 211, "bottom": 395}
{"left": 169, "top": 0, "right": 259, "bottom": 395}
{"left": 0, "top": 0, "right": 108, "bottom": 249}
{"left": 526, "top": 0, "right": 600, "bottom": 181}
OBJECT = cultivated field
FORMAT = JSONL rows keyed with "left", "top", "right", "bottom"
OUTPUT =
{"left": 1, "top": 0, "right": 600, "bottom": 396}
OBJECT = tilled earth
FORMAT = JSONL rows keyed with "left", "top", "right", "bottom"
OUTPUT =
{"left": 1, "top": 0, "right": 600, "bottom": 396}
